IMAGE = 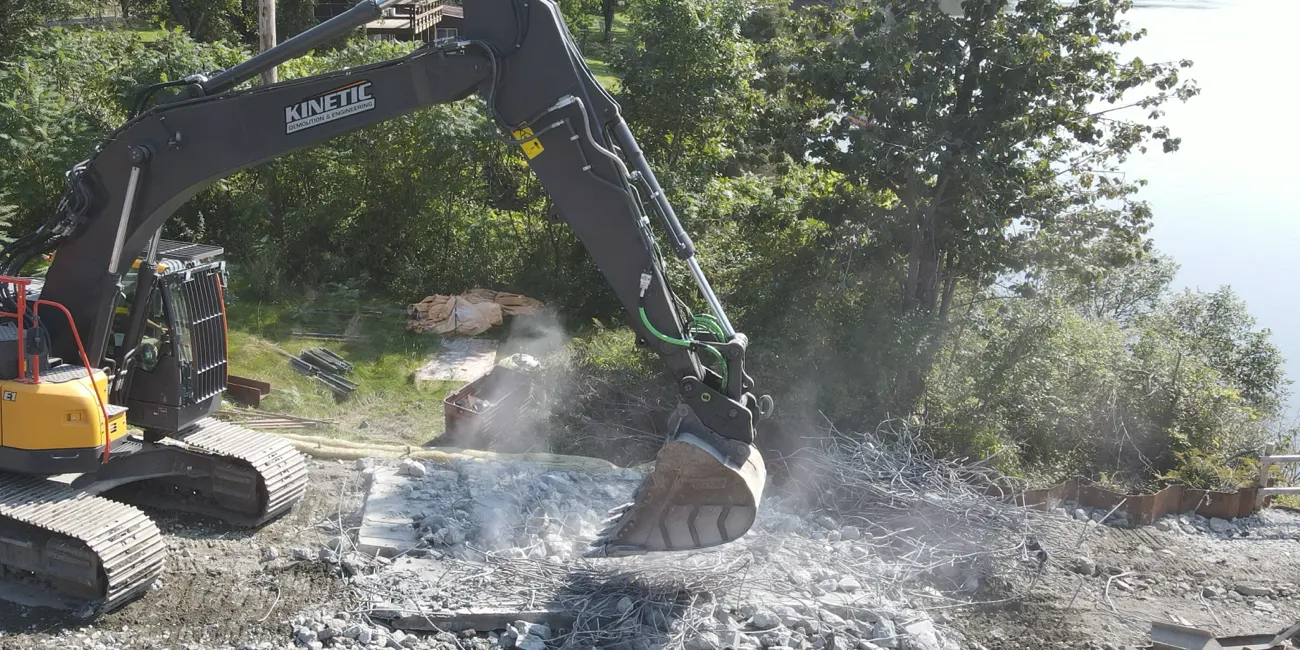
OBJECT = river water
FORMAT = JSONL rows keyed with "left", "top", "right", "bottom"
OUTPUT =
{"left": 1121, "top": 0, "right": 1300, "bottom": 411}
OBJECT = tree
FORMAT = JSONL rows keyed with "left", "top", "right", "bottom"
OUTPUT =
{"left": 746, "top": 0, "right": 1200, "bottom": 412}
{"left": 120, "top": 0, "right": 258, "bottom": 43}
{"left": 613, "top": 0, "right": 760, "bottom": 179}
{"left": 1052, "top": 252, "right": 1178, "bottom": 324}
{"left": 1137, "top": 287, "right": 1286, "bottom": 415}
{"left": 924, "top": 274, "right": 1286, "bottom": 482}
{"left": 277, "top": 0, "right": 319, "bottom": 41}
{"left": 0, "top": 0, "right": 97, "bottom": 59}
{"left": 784, "top": 0, "right": 1197, "bottom": 317}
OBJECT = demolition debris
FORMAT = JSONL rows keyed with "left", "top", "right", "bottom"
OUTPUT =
{"left": 310, "top": 425, "right": 1068, "bottom": 650}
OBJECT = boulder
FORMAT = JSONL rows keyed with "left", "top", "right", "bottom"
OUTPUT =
{"left": 400, "top": 459, "right": 427, "bottom": 478}
{"left": 903, "top": 619, "right": 943, "bottom": 650}
{"left": 1069, "top": 556, "right": 1097, "bottom": 576}
{"left": 516, "top": 634, "right": 546, "bottom": 650}
{"left": 687, "top": 631, "right": 722, "bottom": 650}
{"left": 752, "top": 610, "right": 781, "bottom": 629}
{"left": 872, "top": 619, "right": 897, "bottom": 649}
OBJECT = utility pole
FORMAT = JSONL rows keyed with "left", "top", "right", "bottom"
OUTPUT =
{"left": 259, "top": 0, "right": 278, "bottom": 85}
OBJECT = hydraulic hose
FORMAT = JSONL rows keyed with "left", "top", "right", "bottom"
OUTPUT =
{"left": 637, "top": 306, "right": 728, "bottom": 387}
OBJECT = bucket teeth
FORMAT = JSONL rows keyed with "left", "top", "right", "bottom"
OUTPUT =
{"left": 586, "top": 432, "right": 765, "bottom": 558}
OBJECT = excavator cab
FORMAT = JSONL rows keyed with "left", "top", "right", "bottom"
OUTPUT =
{"left": 108, "top": 241, "right": 229, "bottom": 436}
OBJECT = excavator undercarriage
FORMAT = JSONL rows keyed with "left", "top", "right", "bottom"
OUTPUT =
{"left": 0, "top": 419, "right": 306, "bottom": 611}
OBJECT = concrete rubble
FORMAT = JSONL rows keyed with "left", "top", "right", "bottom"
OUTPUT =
{"left": 281, "top": 455, "right": 987, "bottom": 650}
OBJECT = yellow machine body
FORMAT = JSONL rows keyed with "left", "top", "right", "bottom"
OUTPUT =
{"left": 0, "top": 368, "right": 129, "bottom": 474}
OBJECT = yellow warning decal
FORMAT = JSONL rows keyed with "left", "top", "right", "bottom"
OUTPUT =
{"left": 513, "top": 127, "right": 544, "bottom": 159}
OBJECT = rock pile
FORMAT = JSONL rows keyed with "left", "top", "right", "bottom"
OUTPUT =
{"left": 1050, "top": 502, "right": 1131, "bottom": 528}
{"left": 278, "top": 453, "right": 1028, "bottom": 650}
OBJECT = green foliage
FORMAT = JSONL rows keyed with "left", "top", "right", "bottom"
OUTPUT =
{"left": 1159, "top": 449, "right": 1259, "bottom": 491}
{"left": 0, "top": 0, "right": 94, "bottom": 59}
{"left": 778, "top": 0, "right": 1197, "bottom": 316}
{"left": 613, "top": 0, "right": 760, "bottom": 178}
{"left": 923, "top": 257, "right": 1287, "bottom": 483}
{"left": 0, "top": 190, "right": 15, "bottom": 241}
{"left": 568, "top": 323, "right": 657, "bottom": 378}
{"left": 0, "top": 28, "right": 245, "bottom": 232}
{"left": 120, "top": 0, "right": 258, "bottom": 44}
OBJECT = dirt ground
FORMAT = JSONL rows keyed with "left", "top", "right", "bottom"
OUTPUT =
{"left": 957, "top": 511, "right": 1300, "bottom": 649}
{"left": 0, "top": 459, "right": 1297, "bottom": 650}
{"left": 0, "top": 460, "right": 365, "bottom": 650}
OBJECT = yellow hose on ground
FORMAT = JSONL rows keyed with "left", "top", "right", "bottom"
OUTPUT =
{"left": 273, "top": 432, "right": 626, "bottom": 472}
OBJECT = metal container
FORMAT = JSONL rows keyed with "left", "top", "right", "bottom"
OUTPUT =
{"left": 442, "top": 366, "right": 533, "bottom": 449}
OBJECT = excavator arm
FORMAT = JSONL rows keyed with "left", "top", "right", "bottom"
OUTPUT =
{"left": 22, "top": 0, "right": 768, "bottom": 556}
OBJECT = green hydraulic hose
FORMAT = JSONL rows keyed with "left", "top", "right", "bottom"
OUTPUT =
{"left": 639, "top": 307, "right": 691, "bottom": 347}
{"left": 638, "top": 307, "right": 729, "bottom": 387}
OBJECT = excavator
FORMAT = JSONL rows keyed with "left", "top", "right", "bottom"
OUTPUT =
{"left": 0, "top": 0, "right": 770, "bottom": 614}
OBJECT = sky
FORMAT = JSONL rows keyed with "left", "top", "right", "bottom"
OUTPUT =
{"left": 1118, "top": 0, "right": 1300, "bottom": 410}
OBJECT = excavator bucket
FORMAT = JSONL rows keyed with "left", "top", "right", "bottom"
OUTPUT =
{"left": 586, "top": 425, "right": 766, "bottom": 557}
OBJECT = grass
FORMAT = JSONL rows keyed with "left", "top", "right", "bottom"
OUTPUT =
{"left": 221, "top": 292, "right": 662, "bottom": 460}
{"left": 584, "top": 56, "right": 621, "bottom": 93}
{"left": 225, "top": 300, "right": 464, "bottom": 447}
{"left": 132, "top": 27, "right": 167, "bottom": 42}
{"left": 577, "top": 13, "right": 627, "bottom": 93}
{"left": 1274, "top": 494, "right": 1300, "bottom": 511}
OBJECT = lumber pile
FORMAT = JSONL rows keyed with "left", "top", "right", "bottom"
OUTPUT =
{"left": 216, "top": 408, "right": 334, "bottom": 430}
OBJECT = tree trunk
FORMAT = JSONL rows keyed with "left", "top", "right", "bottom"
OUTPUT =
{"left": 167, "top": 0, "right": 193, "bottom": 32}
{"left": 602, "top": 0, "right": 615, "bottom": 41}
{"left": 938, "top": 271, "right": 957, "bottom": 322}
{"left": 901, "top": 176, "right": 947, "bottom": 315}
{"left": 260, "top": 0, "right": 278, "bottom": 85}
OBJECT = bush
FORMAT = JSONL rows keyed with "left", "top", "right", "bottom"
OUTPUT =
{"left": 0, "top": 28, "right": 246, "bottom": 233}
{"left": 1160, "top": 449, "right": 1260, "bottom": 491}
{"left": 922, "top": 269, "right": 1284, "bottom": 485}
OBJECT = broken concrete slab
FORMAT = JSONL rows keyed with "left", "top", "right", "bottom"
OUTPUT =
{"left": 414, "top": 338, "right": 498, "bottom": 384}
{"left": 356, "top": 467, "right": 422, "bottom": 557}
{"left": 1151, "top": 619, "right": 1300, "bottom": 650}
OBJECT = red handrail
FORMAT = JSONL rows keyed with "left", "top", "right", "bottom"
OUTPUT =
{"left": 33, "top": 299, "right": 113, "bottom": 463}
{"left": 0, "top": 276, "right": 32, "bottom": 381}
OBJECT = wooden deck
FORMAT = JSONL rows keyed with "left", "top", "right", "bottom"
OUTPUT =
{"left": 365, "top": 0, "right": 462, "bottom": 41}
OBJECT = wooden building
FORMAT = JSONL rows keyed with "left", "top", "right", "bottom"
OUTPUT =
{"left": 317, "top": 0, "right": 463, "bottom": 43}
